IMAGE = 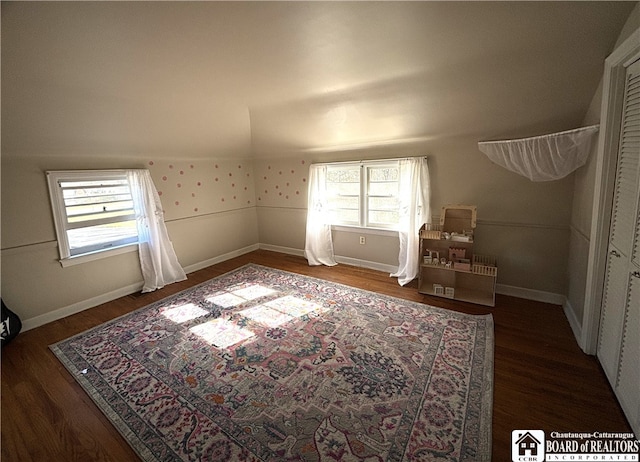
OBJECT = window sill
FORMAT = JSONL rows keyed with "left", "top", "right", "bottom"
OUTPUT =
{"left": 332, "top": 225, "right": 398, "bottom": 238}
{"left": 59, "top": 243, "right": 138, "bottom": 268}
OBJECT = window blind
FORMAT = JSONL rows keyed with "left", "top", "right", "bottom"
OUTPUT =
{"left": 47, "top": 171, "right": 139, "bottom": 258}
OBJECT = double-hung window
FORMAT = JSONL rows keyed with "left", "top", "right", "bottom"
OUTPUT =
{"left": 47, "top": 170, "right": 139, "bottom": 264}
{"left": 325, "top": 161, "right": 400, "bottom": 230}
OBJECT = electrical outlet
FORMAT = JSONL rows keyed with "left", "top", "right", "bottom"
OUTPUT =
{"left": 359, "top": 236, "right": 366, "bottom": 245}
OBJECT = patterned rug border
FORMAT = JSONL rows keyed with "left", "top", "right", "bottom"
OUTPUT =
{"left": 50, "top": 263, "right": 494, "bottom": 461}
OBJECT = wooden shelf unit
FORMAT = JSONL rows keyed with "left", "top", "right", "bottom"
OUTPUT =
{"left": 418, "top": 206, "right": 497, "bottom": 307}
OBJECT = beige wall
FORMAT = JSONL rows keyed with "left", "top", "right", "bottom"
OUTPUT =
{"left": 0, "top": 91, "right": 616, "bottom": 330}
{"left": 255, "top": 135, "right": 574, "bottom": 295}
{"left": 0, "top": 126, "right": 602, "bottom": 327}
{"left": 1, "top": 155, "right": 258, "bottom": 327}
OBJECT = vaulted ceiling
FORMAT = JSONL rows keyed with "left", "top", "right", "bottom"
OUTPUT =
{"left": 1, "top": 1, "right": 636, "bottom": 159}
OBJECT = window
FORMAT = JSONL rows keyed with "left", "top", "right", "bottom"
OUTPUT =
{"left": 325, "top": 161, "right": 400, "bottom": 229}
{"left": 47, "top": 170, "right": 138, "bottom": 263}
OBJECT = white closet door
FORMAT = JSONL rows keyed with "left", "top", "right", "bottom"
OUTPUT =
{"left": 598, "top": 250, "right": 631, "bottom": 382}
{"left": 609, "top": 61, "right": 640, "bottom": 254}
{"left": 616, "top": 273, "right": 640, "bottom": 433}
{"left": 597, "top": 58, "right": 640, "bottom": 438}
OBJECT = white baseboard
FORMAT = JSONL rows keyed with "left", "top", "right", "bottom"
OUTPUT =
{"left": 334, "top": 255, "right": 398, "bottom": 275}
{"left": 563, "top": 298, "right": 585, "bottom": 352}
{"left": 258, "top": 243, "right": 398, "bottom": 274}
{"left": 182, "top": 244, "right": 260, "bottom": 273}
{"left": 496, "top": 285, "right": 587, "bottom": 349}
{"left": 22, "top": 244, "right": 261, "bottom": 332}
{"left": 496, "top": 283, "right": 565, "bottom": 305}
{"left": 496, "top": 284, "right": 586, "bottom": 347}
{"left": 21, "top": 243, "right": 572, "bottom": 334}
{"left": 22, "top": 281, "right": 144, "bottom": 332}
{"left": 261, "top": 245, "right": 571, "bottom": 301}
{"left": 258, "top": 243, "right": 305, "bottom": 257}
{"left": 262, "top": 245, "right": 570, "bottom": 303}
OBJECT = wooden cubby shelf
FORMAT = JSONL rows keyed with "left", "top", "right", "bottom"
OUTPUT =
{"left": 418, "top": 206, "right": 497, "bottom": 307}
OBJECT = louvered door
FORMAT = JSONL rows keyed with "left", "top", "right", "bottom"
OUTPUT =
{"left": 598, "top": 249, "right": 631, "bottom": 381}
{"left": 616, "top": 274, "right": 639, "bottom": 433}
{"left": 597, "top": 58, "right": 640, "bottom": 437}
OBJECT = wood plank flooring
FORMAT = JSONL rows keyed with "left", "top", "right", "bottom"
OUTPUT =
{"left": 1, "top": 249, "right": 633, "bottom": 461}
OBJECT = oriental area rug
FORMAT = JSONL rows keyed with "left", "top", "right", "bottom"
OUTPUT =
{"left": 51, "top": 264, "right": 494, "bottom": 461}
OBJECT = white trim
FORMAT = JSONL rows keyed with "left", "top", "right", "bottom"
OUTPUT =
{"left": 475, "top": 219, "right": 569, "bottom": 232}
{"left": 259, "top": 243, "right": 305, "bottom": 257}
{"left": 259, "top": 243, "right": 398, "bottom": 274}
{"left": 4, "top": 240, "right": 139, "bottom": 268}
{"left": 583, "top": 28, "right": 640, "bottom": 355}
{"left": 19, "top": 243, "right": 571, "bottom": 331}
{"left": 182, "top": 244, "right": 260, "bottom": 274}
{"left": 59, "top": 243, "right": 138, "bottom": 267}
{"left": 260, "top": 248, "right": 567, "bottom": 300}
{"left": 323, "top": 160, "right": 401, "bottom": 230}
{"left": 265, "top": 246, "right": 569, "bottom": 302}
{"left": 563, "top": 298, "right": 583, "bottom": 345}
{"left": 334, "top": 255, "right": 398, "bottom": 274}
{"left": 623, "top": 49, "right": 640, "bottom": 68}
{"left": 332, "top": 225, "right": 398, "bottom": 237}
{"left": 21, "top": 281, "right": 144, "bottom": 332}
{"left": 258, "top": 244, "right": 568, "bottom": 303}
{"left": 46, "top": 169, "right": 140, "bottom": 262}
{"left": 311, "top": 156, "right": 426, "bottom": 167}
{"left": 165, "top": 205, "right": 256, "bottom": 224}
{"left": 1, "top": 240, "right": 58, "bottom": 256}
{"left": 495, "top": 283, "right": 565, "bottom": 305}
{"left": 20, "top": 244, "right": 260, "bottom": 332}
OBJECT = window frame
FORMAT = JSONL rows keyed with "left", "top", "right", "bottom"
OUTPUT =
{"left": 325, "top": 160, "right": 400, "bottom": 231}
{"left": 326, "top": 164, "right": 362, "bottom": 227}
{"left": 46, "top": 170, "right": 139, "bottom": 267}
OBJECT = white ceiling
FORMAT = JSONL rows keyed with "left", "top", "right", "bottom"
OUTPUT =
{"left": 1, "top": 1, "right": 636, "bottom": 159}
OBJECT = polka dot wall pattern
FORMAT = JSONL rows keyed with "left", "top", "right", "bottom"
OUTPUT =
{"left": 147, "top": 159, "right": 256, "bottom": 221}
{"left": 254, "top": 158, "right": 311, "bottom": 209}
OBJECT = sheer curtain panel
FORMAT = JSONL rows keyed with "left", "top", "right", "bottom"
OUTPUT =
{"left": 478, "top": 125, "right": 599, "bottom": 181}
{"left": 128, "top": 169, "right": 187, "bottom": 292}
{"left": 391, "top": 157, "right": 431, "bottom": 286}
{"left": 305, "top": 164, "right": 338, "bottom": 266}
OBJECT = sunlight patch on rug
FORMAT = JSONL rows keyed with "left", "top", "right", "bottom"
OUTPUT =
{"left": 51, "top": 264, "right": 494, "bottom": 461}
{"left": 207, "top": 283, "right": 278, "bottom": 308}
{"left": 190, "top": 318, "right": 256, "bottom": 348}
{"left": 239, "top": 294, "right": 326, "bottom": 329}
{"left": 162, "top": 303, "right": 209, "bottom": 324}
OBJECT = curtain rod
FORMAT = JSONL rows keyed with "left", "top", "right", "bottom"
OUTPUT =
{"left": 311, "top": 156, "right": 427, "bottom": 167}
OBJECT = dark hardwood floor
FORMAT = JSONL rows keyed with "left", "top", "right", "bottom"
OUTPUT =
{"left": 1, "top": 249, "right": 632, "bottom": 461}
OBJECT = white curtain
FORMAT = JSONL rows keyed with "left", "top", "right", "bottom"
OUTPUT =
{"left": 128, "top": 169, "right": 187, "bottom": 293}
{"left": 477, "top": 125, "right": 599, "bottom": 181}
{"left": 391, "top": 157, "right": 431, "bottom": 286}
{"left": 304, "top": 164, "right": 337, "bottom": 266}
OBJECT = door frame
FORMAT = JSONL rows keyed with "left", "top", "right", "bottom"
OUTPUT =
{"left": 582, "top": 29, "right": 640, "bottom": 355}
